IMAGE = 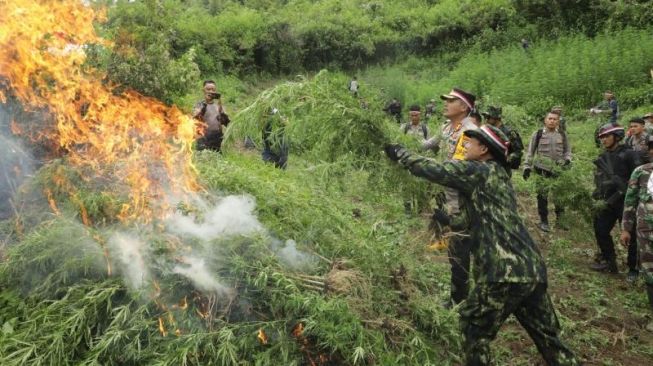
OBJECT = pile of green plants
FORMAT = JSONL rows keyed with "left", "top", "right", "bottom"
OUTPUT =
{"left": 0, "top": 72, "right": 461, "bottom": 365}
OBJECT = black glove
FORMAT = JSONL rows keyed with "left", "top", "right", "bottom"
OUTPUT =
{"left": 384, "top": 144, "right": 402, "bottom": 162}
{"left": 523, "top": 168, "right": 531, "bottom": 181}
{"left": 563, "top": 159, "right": 571, "bottom": 167}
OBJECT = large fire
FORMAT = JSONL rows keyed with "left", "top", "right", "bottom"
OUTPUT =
{"left": 0, "top": 0, "right": 199, "bottom": 222}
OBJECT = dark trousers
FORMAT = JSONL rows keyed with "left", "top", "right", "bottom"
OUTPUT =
{"left": 196, "top": 130, "right": 223, "bottom": 152}
{"left": 459, "top": 282, "right": 579, "bottom": 366}
{"left": 593, "top": 205, "right": 637, "bottom": 270}
{"left": 448, "top": 235, "right": 472, "bottom": 304}
{"left": 535, "top": 169, "right": 563, "bottom": 224}
{"left": 628, "top": 233, "right": 638, "bottom": 272}
{"left": 262, "top": 148, "right": 288, "bottom": 169}
{"left": 537, "top": 194, "right": 563, "bottom": 224}
{"left": 593, "top": 206, "right": 620, "bottom": 263}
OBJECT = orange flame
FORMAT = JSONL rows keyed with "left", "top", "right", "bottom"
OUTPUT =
{"left": 0, "top": 1, "right": 200, "bottom": 223}
{"left": 158, "top": 317, "right": 167, "bottom": 337}
{"left": 44, "top": 188, "right": 60, "bottom": 215}
{"left": 257, "top": 328, "right": 268, "bottom": 345}
{"left": 292, "top": 323, "right": 304, "bottom": 338}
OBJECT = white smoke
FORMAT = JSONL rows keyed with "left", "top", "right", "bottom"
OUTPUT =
{"left": 272, "top": 239, "right": 317, "bottom": 270}
{"left": 166, "top": 195, "right": 264, "bottom": 240}
{"left": 172, "top": 257, "right": 232, "bottom": 296}
{"left": 107, "top": 232, "right": 150, "bottom": 291}
{"left": 0, "top": 104, "right": 36, "bottom": 220}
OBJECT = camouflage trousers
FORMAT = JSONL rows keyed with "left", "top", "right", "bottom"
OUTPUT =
{"left": 459, "top": 282, "right": 579, "bottom": 366}
{"left": 635, "top": 228, "right": 653, "bottom": 288}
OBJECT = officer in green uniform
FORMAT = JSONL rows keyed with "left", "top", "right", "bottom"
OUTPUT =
{"left": 482, "top": 106, "right": 525, "bottom": 172}
{"left": 621, "top": 135, "right": 653, "bottom": 331}
{"left": 385, "top": 125, "right": 578, "bottom": 366}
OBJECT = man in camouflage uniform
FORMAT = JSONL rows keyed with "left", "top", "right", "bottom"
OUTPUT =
{"left": 523, "top": 112, "right": 572, "bottom": 232}
{"left": 483, "top": 105, "right": 525, "bottom": 173}
{"left": 385, "top": 125, "right": 579, "bottom": 366}
{"left": 591, "top": 124, "right": 641, "bottom": 274}
{"left": 643, "top": 113, "right": 653, "bottom": 134}
{"left": 621, "top": 135, "right": 653, "bottom": 331}
{"left": 625, "top": 117, "right": 650, "bottom": 164}
{"left": 422, "top": 88, "right": 478, "bottom": 305}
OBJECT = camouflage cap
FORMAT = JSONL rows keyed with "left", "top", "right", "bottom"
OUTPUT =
{"left": 481, "top": 106, "right": 502, "bottom": 119}
{"left": 464, "top": 124, "right": 509, "bottom": 164}
{"left": 643, "top": 112, "right": 653, "bottom": 119}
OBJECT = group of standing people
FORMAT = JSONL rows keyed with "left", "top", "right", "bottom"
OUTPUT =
{"left": 387, "top": 85, "right": 653, "bottom": 364}
{"left": 191, "top": 77, "right": 653, "bottom": 363}
{"left": 386, "top": 87, "right": 579, "bottom": 366}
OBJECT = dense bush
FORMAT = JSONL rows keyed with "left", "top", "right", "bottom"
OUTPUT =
{"left": 364, "top": 29, "right": 653, "bottom": 118}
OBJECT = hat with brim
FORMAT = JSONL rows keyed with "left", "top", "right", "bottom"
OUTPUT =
{"left": 464, "top": 125, "right": 509, "bottom": 164}
{"left": 643, "top": 113, "right": 653, "bottom": 119}
{"left": 441, "top": 88, "right": 475, "bottom": 111}
{"left": 597, "top": 124, "right": 624, "bottom": 138}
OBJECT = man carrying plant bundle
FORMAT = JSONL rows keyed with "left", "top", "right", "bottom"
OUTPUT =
{"left": 192, "top": 80, "right": 230, "bottom": 152}
{"left": 261, "top": 107, "right": 288, "bottom": 169}
{"left": 384, "top": 98, "right": 402, "bottom": 124}
{"left": 591, "top": 90, "right": 619, "bottom": 147}
{"left": 482, "top": 105, "right": 524, "bottom": 174}
{"left": 591, "top": 124, "right": 641, "bottom": 275}
{"left": 384, "top": 125, "right": 579, "bottom": 366}
{"left": 523, "top": 112, "right": 572, "bottom": 232}
{"left": 621, "top": 135, "right": 653, "bottom": 331}
{"left": 422, "top": 88, "right": 478, "bottom": 306}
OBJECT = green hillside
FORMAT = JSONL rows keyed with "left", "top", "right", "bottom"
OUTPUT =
{"left": 1, "top": 1, "right": 653, "bottom": 365}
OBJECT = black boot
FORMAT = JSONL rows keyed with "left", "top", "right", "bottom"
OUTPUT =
{"left": 590, "top": 259, "right": 618, "bottom": 273}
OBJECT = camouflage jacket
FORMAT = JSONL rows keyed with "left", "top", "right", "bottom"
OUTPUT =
{"left": 498, "top": 124, "right": 524, "bottom": 170}
{"left": 625, "top": 132, "right": 650, "bottom": 164}
{"left": 396, "top": 149, "right": 547, "bottom": 283}
{"left": 622, "top": 163, "right": 653, "bottom": 233}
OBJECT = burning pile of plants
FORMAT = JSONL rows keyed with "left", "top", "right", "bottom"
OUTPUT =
{"left": 0, "top": 1, "right": 459, "bottom": 365}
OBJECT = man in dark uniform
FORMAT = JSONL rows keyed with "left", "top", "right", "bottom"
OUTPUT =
{"left": 483, "top": 105, "right": 525, "bottom": 172}
{"left": 385, "top": 98, "right": 402, "bottom": 124}
{"left": 261, "top": 108, "right": 288, "bottom": 169}
{"left": 385, "top": 125, "right": 578, "bottom": 366}
{"left": 591, "top": 124, "right": 641, "bottom": 274}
